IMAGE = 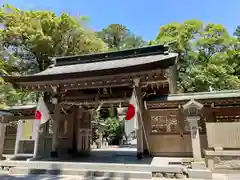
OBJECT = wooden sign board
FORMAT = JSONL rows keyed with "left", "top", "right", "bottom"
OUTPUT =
{"left": 14, "top": 119, "right": 40, "bottom": 158}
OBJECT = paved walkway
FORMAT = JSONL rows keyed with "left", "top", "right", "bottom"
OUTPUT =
{"left": 0, "top": 174, "right": 79, "bottom": 180}
{"left": 0, "top": 173, "right": 237, "bottom": 180}
{"left": 2, "top": 173, "right": 240, "bottom": 180}
{"left": 0, "top": 174, "right": 147, "bottom": 180}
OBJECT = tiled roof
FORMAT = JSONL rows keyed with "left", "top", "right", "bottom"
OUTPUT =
{"left": 150, "top": 90, "right": 240, "bottom": 101}
{"left": 37, "top": 53, "right": 177, "bottom": 76}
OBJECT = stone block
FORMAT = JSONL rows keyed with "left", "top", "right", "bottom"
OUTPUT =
{"left": 191, "top": 161, "right": 207, "bottom": 169}
{"left": 214, "top": 147, "right": 223, "bottom": 151}
{"left": 26, "top": 156, "right": 43, "bottom": 161}
{"left": 187, "top": 169, "right": 212, "bottom": 179}
{"left": 164, "top": 172, "right": 175, "bottom": 178}
{"left": 175, "top": 173, "right": 186, "bottom": 179}
{"left": 206, "top": 158, "right": 215, "bottom": 171}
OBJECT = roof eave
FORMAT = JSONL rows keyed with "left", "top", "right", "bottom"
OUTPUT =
{"left": 3, "top": 55, "right": 177, "bottom": 85}
{"left": 149, "top": 90, "right": 240, "bottom": 102}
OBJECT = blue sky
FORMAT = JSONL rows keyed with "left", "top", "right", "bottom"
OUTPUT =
{"left": 2, "top": 0, "right": 240, "bottom": 40}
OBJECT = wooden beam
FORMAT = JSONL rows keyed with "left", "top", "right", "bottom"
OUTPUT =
{"left": 17, "top": 70, "right": 168, "bottom": 91}
{"left": 61, "top": 98, "right": 129, "bottom": 106}
{"left": 213, "top": 107, "right": 240, "bottom": 116}
{"left": 18, "top": 69, "right": 166, "bottom": 86}
{"left": 6, "top": 115, "right": 35, "bottom": 122}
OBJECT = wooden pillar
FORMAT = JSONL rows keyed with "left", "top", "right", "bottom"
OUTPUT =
{"left": 134, "top": 79, "right": 144, "bottom": 159}
{"left": 168, "top": 64, "right": 177, "bottom": 94}
{"left": 178, "top": 108, "right": 186, "bottom": 152}
{"left": 51, "top": 96, "right": 61, "bottom": 158}
{"left": 67, "top": 107, "right": 76, "bottom": 154}
{"left": 0, "top": 122, "right": 7, "bottom": 160}
{"left": 71, "top": 107, "right": 78, "bottom": 154}
{"left": 77, "top": 109, "right": 91, "bottom": 155}
{"left": 142, "top": 109, "right": 150, "bottom": 155}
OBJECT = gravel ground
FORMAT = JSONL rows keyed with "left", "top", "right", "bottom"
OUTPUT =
{"left": 215, "top": 159, "right": 240, "bottom": 170}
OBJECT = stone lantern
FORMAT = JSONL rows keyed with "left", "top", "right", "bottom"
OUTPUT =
{"left": 183, "top": 98, "right": 203, "bottom": 129}
{"left": 182, "top": 99, "right": 212, "bottom": 180}
{"left": 183, "top": 99, "right": 203, "bottom": 162}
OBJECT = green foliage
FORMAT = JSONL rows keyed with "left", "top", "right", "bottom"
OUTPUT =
{"left": 104, "top": 117, "right": 123, "bottom": 141}
{"left": 0, "top": 3, "right": 240, "bottom": 108}
{"left": 0, "top": 4, "right": 107, "bottom": 73}
{"left": 234, "top": 26, "right": 240, "bottom": 40}
{"left": 156, "top": 20, "right": 240, "bottom": 92}
{"left": 0, "top": 4, "right": 107, "bottom": 106}
{"left": 97, "top": 24, "right": 146, "bottom": 50}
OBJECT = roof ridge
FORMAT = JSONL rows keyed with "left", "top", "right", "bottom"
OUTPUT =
{"left": 50, "top": 44, "right": 169, "bottom": 67}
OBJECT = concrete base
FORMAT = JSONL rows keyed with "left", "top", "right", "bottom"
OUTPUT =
{"left": 191, "top": 161, "right": 207, "bottom": 169}
{"left": 187, "top": 169, "right": 212, "bottom": 179}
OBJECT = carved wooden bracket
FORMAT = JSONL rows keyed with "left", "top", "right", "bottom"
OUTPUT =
{"left": 162, "top": 69, "right": 170, "bottom": 79}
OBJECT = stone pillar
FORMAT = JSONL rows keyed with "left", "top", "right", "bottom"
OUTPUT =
{"left": 0, "top": 122, "right": 7, "bottom": 159}
{"left": 187, "top": 116, "right": 212, "bottom": 179}
{"left": 187, "top": 117, "right": 202, "bottom": 161}
{"left": 51, "top": 103, "right": 61, "bottom": 158}
{"left": 183, "top": 99, "right": 212, "bottom": 179}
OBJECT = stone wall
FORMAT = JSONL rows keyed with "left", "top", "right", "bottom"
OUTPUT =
{"left": 146, "top": 108, "right": 208, "bottom": 156}
{"left": 149, "top": 134, "right": 207, "bottom": 156}
{"left": 206, "top": 122, "right": 240, "bottom": 149}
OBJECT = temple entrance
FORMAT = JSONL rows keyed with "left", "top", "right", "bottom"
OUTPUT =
{"left": 2, "top": 44, "right": 177, "bottom": 161}
{"left": 44, "top": 104, "right": 139, "bottom": 162}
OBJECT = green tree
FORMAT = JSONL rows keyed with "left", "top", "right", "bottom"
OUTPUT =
{"left": 98, "top": 24, "right": 145, "bottom": 50}
{"left": 155, "top": 20, "right": 240, "bottom": 92}
{"left": 234, "top": 26, "right": 240, "bottom": 40}
{"left": 104, "top": 117, "right": 123, "bottom": 144}
{"left": 0, "top": 4, "right": 107, "bottom": 73}
{"left": 0, "top": 4, "right": 107, "bottom": 106}
{"left": 122, "top": 34, "right": 146, "bottom": 50}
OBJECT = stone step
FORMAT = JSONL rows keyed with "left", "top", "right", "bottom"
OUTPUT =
{"left": 0, "top": 160, "right": 185, "bottom": 173}
{"left": 9, "top": 167, "right": 152, "bottom": 179}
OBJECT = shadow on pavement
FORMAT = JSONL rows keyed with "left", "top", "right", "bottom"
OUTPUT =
{"left": 0, "top": 170, "right": 131, "bottom": 180}
{"left": 83, "top": 171, "right": 130, "bottom": 180}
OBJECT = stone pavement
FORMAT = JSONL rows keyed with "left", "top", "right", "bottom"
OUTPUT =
{"left": 221, "top": 173, "right": 240, "bottom": 180}
{"left": 0, "top": 173, "right": 149, "bottom": 180}
{"left": 0, "top": 173, "right": 240, "bottom": 180}
{"left": 0, "top": 174, "right": 83, "bottom": 180}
